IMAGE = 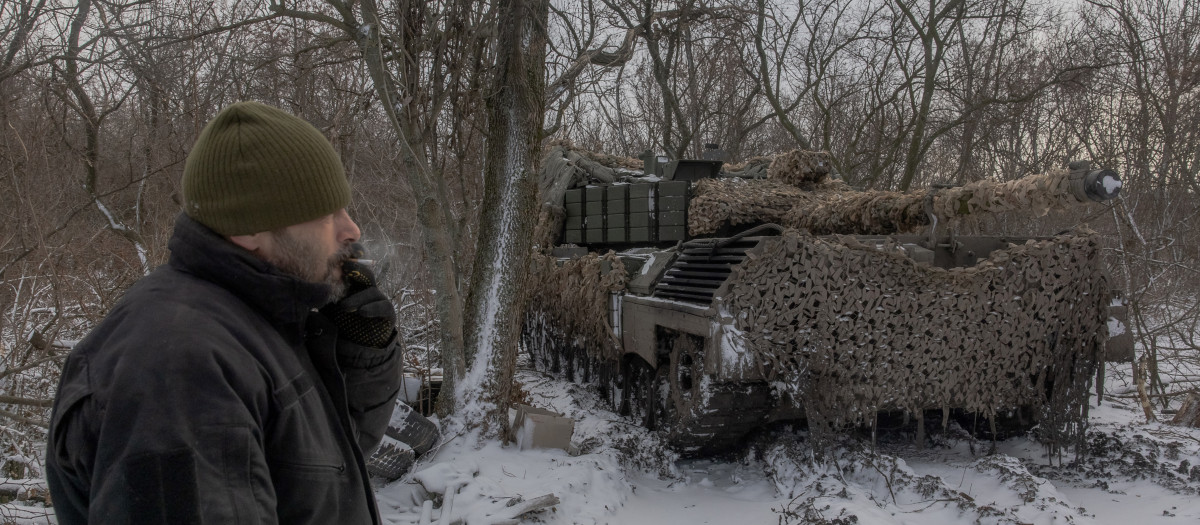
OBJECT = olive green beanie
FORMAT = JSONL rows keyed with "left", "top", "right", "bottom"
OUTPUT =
{"left": 182, "top": 101, "right": 351, "bottom": 236}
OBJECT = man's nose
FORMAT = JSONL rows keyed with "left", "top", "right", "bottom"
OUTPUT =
{"left": 337, "top": 209, "right": 361, "bottom": 243}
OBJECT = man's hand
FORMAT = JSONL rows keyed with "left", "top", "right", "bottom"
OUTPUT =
{"left": 325, "top": 259, "right": 396, "bottom": 348}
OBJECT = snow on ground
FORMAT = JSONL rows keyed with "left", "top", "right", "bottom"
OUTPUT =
{"left": 2, "top": 365, "right": 1197, "bottom": 524}
{"left": 378, "top": 364, "right": 1200, "bottom": 525}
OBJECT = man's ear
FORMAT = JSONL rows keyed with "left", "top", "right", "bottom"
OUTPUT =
{"left": 228, "top": 232, "right": 270, "bottom": 252}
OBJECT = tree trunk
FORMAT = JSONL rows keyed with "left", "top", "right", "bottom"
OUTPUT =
{"left": 455, "top": 0, "right": 548, "bottom": 437}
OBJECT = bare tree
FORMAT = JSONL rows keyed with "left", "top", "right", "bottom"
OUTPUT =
{"left": 268, "top": 0, "right": 499, "bottom": 415}
{"left": 0, "top": 0, "right": 61, "bottom": 83}
{"left": 1073, "top": 0, "right": 1200, "bottom": 416}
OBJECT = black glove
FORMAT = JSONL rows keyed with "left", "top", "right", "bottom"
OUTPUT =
{"left": 324, "top": 255, "right": 396, "bottom": 348}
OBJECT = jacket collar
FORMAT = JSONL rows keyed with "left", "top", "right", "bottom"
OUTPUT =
{"left": 167, "top": 213, "right": 333, "bottom": 329}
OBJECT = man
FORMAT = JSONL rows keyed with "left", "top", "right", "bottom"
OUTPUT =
{"left": 46, "top": 101, "right": 402, "bottom": 524}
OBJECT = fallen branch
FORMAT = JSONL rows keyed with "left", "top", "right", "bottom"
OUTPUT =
{"left": 1105, "top": 388, "right": 1199, "bottom": 400}
{"left": 486, "top": 493, "right": 560, "bottom": 524}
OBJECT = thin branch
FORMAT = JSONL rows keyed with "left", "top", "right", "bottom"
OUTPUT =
{"left": 0, "top": 408, "right": 48, "bottom": 428}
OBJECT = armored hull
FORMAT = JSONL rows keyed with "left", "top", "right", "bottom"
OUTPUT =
{"left": 524, "top": 147, "right": 1129, "bottom": 455}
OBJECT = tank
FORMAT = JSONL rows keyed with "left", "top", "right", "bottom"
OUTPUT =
{"left": 523, "top": 146, "right": 1130, "bottom": 456}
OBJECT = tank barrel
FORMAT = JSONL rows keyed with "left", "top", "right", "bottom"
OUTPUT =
{"left": 1068, "top": 160, "right": 1121, "bottom": 202}
{"left": 689, "top": 152, "right": 1124, "bottom": 236}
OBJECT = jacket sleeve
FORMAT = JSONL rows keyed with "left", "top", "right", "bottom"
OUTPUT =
{"left": 47, "top": 335, "right": 277, "bottom": 525}
{"left": 335, "top": 330, "right": 403, "bottom": 455}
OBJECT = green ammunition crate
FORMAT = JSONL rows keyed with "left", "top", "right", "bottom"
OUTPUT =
{"left": 607, "top": 185, "right": 628, "bottom": 199}
{"left": 564, "top": 189, "right": 582, "bottom": 203}
{"left": 565, "top": 215, "right": 582, "bottom": 229}
{"left": 606, "top": 228, "right": 627, "bottom": 243}
{"left": 565, "top": 202, "right": 582, "bottom": 216}
{"left": 658, "top": 225, "right": 686, "bottom": 241}
{"left": 585, "top": 228, "right": 605, "bottom": 243}
{"left": 629, "top": 227, "right": 651, "bottom": 243}
{"left": 605, "top": 213, "right": 626, "bottom": 228}
{"left": 629, "top": 198, "right": 650, "bottom": 213}
{"left": 659, "top": 211, "right": 686, "bottom": 226}
{"left": 585, "top": 186, "right": 606, "bottom": 202}
{"left": 608, "top": 198, "right": 626, "bottom": 214}
{"left": 563, "top": 229, "right": 582, "bottom": 244}
{"left": 629, "top": 184, "right": 652, "bottom": 199}
{"left": 629, "top": 212, "right": 651, "bottom": 228}
{"left": 585, "top": 200, "right": 603, "bottom": 215}
{"left": 659, "top": 196, "right": 687, "bottom": 212}
{"left": 585, "top": 215, "right": 604, "bottom": 229}
{"left": 658, "top": 181, "right": 688, "bottom": 196}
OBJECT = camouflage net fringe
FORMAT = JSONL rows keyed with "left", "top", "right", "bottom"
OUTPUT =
{"left": 523, "top": 252, "right": 629, "bottom": 370}
{"left": 721, "top": 231, "right": 1107, "bottom": 451}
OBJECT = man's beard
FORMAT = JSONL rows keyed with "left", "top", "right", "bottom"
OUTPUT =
{"left": 265, "top": 229, "right": 350, "bottom": 304}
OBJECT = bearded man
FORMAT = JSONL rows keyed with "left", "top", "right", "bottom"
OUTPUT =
{"left": 46, "top": 101, "right": 404, "bottom": 524}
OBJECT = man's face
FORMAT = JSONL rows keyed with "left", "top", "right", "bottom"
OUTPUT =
{"left": 257, "top": 209, "right": 361, "bottom": 301}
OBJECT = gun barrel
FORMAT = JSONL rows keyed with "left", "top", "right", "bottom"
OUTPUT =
{"left": 1070, "top": 167, "right": 1121, "bottom": 202}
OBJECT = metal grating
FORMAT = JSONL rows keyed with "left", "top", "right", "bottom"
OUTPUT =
{"left": 653, "top": 237, "right": 763, "bottom": 303}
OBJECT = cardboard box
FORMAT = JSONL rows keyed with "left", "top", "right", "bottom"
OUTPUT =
{"left": 510, "top": 404, "right": 574, "bottom": 452}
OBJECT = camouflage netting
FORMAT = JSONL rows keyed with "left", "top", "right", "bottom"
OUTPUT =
{"left": 688, "top": 150, "right": 847, "bottom": 237}
{"left": 721, "top": 230, "right": 1108, "bottom": 451}
{"left": 784, "top": 167, "right": 1085, "bottom": 235}
{"left": 533, "top": 203, "right": 567, "bottom": 252}
{"left": 690, "top": 149, "right": 1100, "bottom": 237}
{"left": 543, "top": 140, "right": 644, "bottom": 172}
{"left": 722, "top": 155, "right": 774, "bottom": 179}
{"left": 767, "top": 149, "right": 835, "bottom": 187}
{"left": 689, "top": 178, "right": 849, "bottom": 236}
{"left": 783, "top": 189, "right": 930, "bottom": 235}
{"left": 523, "top": 252, "right": 629, "bottom": 378}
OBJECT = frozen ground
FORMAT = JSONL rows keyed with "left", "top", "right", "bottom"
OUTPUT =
{"left": 377, "top": 364, "right": 1200, "bottom": 525}
{"left": 2, "top": 364, "right": 1197, "bottom": 524}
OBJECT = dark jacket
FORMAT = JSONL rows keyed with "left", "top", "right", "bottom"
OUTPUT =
{"left": 46, "top": 214, "right": 401, "bottom": 524}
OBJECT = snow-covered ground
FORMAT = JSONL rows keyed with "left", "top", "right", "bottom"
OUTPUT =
{"left": 376, "top": 365, "right": 1200, "bottom": 525}
{"left": 3, "top": 363, "right": 1197, "bottom": 524}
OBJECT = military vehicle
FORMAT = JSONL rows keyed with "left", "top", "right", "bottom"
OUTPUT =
{"left": 523, "top": 146, "right": 1129, "bottom": 455}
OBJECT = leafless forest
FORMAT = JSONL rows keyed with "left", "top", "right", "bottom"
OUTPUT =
{"left": 0, "top": 0, "right": 1196, "bottom": 482}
